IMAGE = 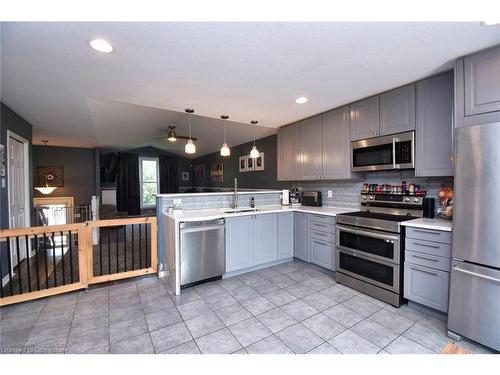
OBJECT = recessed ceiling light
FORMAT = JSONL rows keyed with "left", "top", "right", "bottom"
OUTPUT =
{"left": 295, "top": 97, "right": 308, "bottom": 104}
{"left": 89, "top": 39, "right": 113, "bottom": 53}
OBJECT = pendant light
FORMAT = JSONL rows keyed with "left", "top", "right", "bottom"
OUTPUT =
{"left": 35, "top": 139, "right": 58, "bottom": 194}
{"left": 249, "top": 120, "right": 260, "bottom": 158}
{"left": 220, "top": 115, "right": 230, "bottom": 157}
{"left": 184, "top": 108, "right": 196, "bottom": 154}
{"left": 167, "top": 125, "right": 177, "bottom": 142}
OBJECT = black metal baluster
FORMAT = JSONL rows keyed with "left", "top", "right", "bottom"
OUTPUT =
{"left": 99, "top": 228, "right": 103, "bottom": 276}
{"left": 131, "top": 224, "right": 135, "bottom": 270}
{"left": 25, "top": 236, "right": 32, "bottom": 293}
{"left": 43, "top": 233, "right": 49, "bottom": 289}
{"left": 107, "top": 227, "right": 111, "bottom": 275}
{"left": 6, "top": 238, "right": 14, "bottom": 296}
{"left": 60, "top": 231, "right": 66, "bottom": 285}
{"left": 123, "top": 225, "right": 127, "bottom": 272}
{"left": 139, "top": 224, "right": 142, "bottom": 269}
{"left": 145, "top": 223, "right": 149, "bottom": 267}
{"left": 35, "top": 235, "right": 40, "bottom": 291}
{"left": 16, "top": 236, "right": 23, "bottom": 294}
{"left": 68, "top": 231, "right": 74, "bottom": 284}
{"left": 51, "top": 232, "right": 57, "bottom": 287}
{"left": 116, "top": 227, "right": 119, "bottom": 273}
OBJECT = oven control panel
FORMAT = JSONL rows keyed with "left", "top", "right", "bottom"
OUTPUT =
{"left": 361, "top": 194, "right": 423, "bottom": 207}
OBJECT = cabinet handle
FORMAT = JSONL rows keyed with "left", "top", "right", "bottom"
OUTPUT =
{"left": 313, "top": 240, "right": 330, "bottom": 246}
{"left": 313, "top": 231, "right": 327, "bottom": 236}
{"left": 412, "top": 241, "right": 440, "bottom": 249}
{"left": 313, "top": 223, "right": 328, "bottom": 227}
{"left": 410, "top": 266, "right": 438, "bottom": 276}
{"left": 414, "top": 229, "right": 441, "bottom": 235}
{"left": 411, "top": 253, "right": 439, "bottom": 262}
{"left": 453, "top": 266, "right": 500, "bottom": 283}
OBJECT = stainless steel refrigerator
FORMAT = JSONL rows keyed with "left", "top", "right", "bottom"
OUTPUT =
{"left": 448, "top": 122, "right": 500, "bottom": 351}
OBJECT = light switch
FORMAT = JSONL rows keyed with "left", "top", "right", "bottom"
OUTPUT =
{"left": 328, "top": 190, "right": 333, "bottom": 198}
{"left": 1, "top": 178, "right": 5, "bottom": 188}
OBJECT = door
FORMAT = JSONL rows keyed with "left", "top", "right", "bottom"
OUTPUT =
{"left": 415, "top": 72, "right": 454, "bottom": 177}
{"left": 349, "top": 96, "right": 380, "bottom": 141}
{"left": 225, "top": 216, "right": 253, "bottom": 272}
{"left": 380, "top": 84, "right": 416, "bottom": 135}
{"left": 278, "top": 212, "right": 294, "bottom": 260}
{"left": 301, "top": 116, "right": 322, "bottom": 180}
{"left": 453, "top": 123, "right": 500, "bottom": 268}
{"left": 254, "top": 213, "right": 278, "bottom": 265}
{"left": 322, "top": 106, "right": 352, "bottom": 179}
{"left": 448, "top": 260, "right": 500, "bottom": 350}
{"left": 8, "top": 134, "right": 28, "bottom": 270}
{"left": 294, "top": 213, "right": 309, "bottom": 261}
{"left": 464, "top": 47, "right": 500, "bottom": 116}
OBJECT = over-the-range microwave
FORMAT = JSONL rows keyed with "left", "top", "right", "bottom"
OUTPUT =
{"left": 351, "top": 131, "right": 415, "bottom": 172}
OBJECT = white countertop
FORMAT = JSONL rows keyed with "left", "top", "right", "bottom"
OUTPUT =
{"left": 157, "top": 190, "right": 281, "bottom": 198}
{"left": 401, "top": 217, "right": 453, "bottom": 232}
{"left": 164, "top": 205, "right": 358, "bottom": 223}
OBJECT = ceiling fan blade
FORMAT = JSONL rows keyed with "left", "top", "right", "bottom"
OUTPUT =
{"left": 158, "top": 135, "right": 198, "bottom": 141}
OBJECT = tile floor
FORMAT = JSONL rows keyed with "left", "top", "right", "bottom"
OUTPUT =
{"left": 0, "top": 260, "right": 496, "bottom": 354}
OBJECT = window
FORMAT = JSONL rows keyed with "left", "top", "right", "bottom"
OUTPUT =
{"left": 139, "top": 157, "right": 159, "bottom": 207}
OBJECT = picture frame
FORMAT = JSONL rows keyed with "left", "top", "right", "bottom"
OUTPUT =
{"left": 239, "top": 156, "right": 247, "bottom": 172}
{"left": 181, "top": 171, "right": 190, "bottom": 181}
{"left": 246, "top": 155, "right": 255, "bottom": 171}
{"left": 210, "top": 163, "right": 224, "bottom": 182}
{"left": 255, "top": 152, "right": 265, "bottom": 171}
{"left": 36, "top": 166, "right": 64, "bottom": 187}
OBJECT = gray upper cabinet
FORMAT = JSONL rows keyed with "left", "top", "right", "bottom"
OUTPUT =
{"left": 464, "top": 47, "right": 500, "bottom": 116}
{"left": 289, "top": 123, "right": 302, "bottom": 180}
{"left": 380, "top": 84, "right": 416, "bottom": 135}
{"left": 278, "top": 212, "right": 294, "bottom": 260}
{"left": 301, "top": 116, "right": 323, "bottom": 180}
{"left": 415, "top": 72, "right": 454, "bottom": 177}
{"left": 322, "top": 106, "right": 354, "bottom": 180}
{"left": 276, "top": 126, "right": 288, "bottom": 181}
{"left": 349, "top": 96, "right": 380, "bottom": 141}
{"left": 254, "top": 213, "right": 278, "bottom": 266}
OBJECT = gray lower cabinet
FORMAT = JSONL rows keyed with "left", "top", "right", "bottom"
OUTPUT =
{"left": 404, "top": 262, "right": 449, "bottom": 312}
{"left": 415, "top": 71, "right": 454, "bottom": 177}
{"left": 301, "top": 115, "right": 323, "bottom": 180}
{"left": 254, "top": 213, "right": 278, "bottom": 266}
{"left": 310, "top": 238, "right": 335, "bottom": 271}
{"left": 225, "top": 216, "right": 254, "bottom": 272}
{"left": 294, "top": 212, "right": 309, "bottom": 262}
{"left": 349, "top": 96, "right": 380, "bottom": 141}
{"left": 322, "top": 106, "right": 356, "bottom": 179}
{"left": 380, "top": 84, "right": 416, "bottom": 135}
{"left": 278, "top": 212, "right": 294, "bottom": 260}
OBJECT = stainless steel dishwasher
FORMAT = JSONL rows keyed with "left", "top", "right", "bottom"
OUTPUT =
{"left": 179, "top": 219, "right": 225, "bottom": 286}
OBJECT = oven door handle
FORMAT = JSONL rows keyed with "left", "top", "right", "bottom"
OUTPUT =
{"left": 336, "top": 224, "right": 400, "bottom": 242}
{"left": 336, "top": 246, "right": 399, "bottom": 267}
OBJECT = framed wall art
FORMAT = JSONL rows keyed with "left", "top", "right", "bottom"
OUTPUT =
{"left": 246, "top": 155, "right": 255, "bottom": 171}
{"left": 255, "top": 152, "right": 265, "bottom": 171}
{"left": 36, "top": 166, "right": 64, "bottom": 187}
{"left": 239, "top": 156, "right": 247, "bottom": 172}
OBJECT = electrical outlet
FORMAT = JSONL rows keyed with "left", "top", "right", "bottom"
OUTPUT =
{"left": 328, "top": 190, "right": 333, "bottom": 198}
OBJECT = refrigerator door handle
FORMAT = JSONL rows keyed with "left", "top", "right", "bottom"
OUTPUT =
{"left": 453, "top": 266, "right": 500, "bottom": 284}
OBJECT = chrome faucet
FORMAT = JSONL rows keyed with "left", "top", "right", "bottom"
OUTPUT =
{"left": 231, "top": 178, "right": 238, "bottom": 209}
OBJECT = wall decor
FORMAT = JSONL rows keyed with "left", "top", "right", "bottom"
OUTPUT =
{"left": 247, "top": 155, "right": 255, "bottom": 171}
{"left": 181, "top": 171, "right": 190, "bottom": 181}
{"left": 36, "top": 166, "right": 64, "bottom": 187}
{"left": 193, "top": 164, "right": 205, "bottom": 182}
{"left": 255, "top": 152, "right": 265, "bottom": 171}
{"left": 239, "top": 156, "right": 247, "bottom": 172}
{"left": 0, "top": 144, "right": 5, "bottom": 177}
{"left": 210, "top": 163, "right": 224, "bottom": 182}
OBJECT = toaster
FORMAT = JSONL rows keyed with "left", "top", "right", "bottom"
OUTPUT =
{"left": 302, "top": 191, "right": 322, "bottom": 207}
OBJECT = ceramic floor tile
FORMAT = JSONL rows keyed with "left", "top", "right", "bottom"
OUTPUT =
{"left": 238, "top": 272, "right": 265, "bottom": 286}
{"left": 110, "top": 333, "right": 154, "bottom": 354}
{"left": 213, "top": 303, "right": 252, "bottom": 326}
{"left": 284, "top": 283, "right": 315, "bottom": 299}
{"left": 240, "top": 296, "right": 276, "bottom": 316}
{"left": 301, "top": 293, "right": 337, "bottom": 311}
{"left": 194, "top": 282, "right": 225, "bottom": 298}
{"left": 228, "top": 286, "right": 260, "bottom": 302}
{"left": 145, "top": 307, "right": 182, "bottom": 332}
{"left": 384, "top": 336, "right": 434, "bottom": 354}
{"left": 245, "top": 335, "right": 293, "bottom": 354}
{"left": 170, "top": 288, "right": 202, "bottom": 306}
{"left": 195, "top": 328, "right": 243, "bottom": 354}
{"left": 351, "top": 319, "right": 400, "bottom": 348}
{"left": 329, "top": 330, "right": 380, "bottom": 354}
{"left": 150, "top": 321, "right": 193, "bottom": 353}
{"left": 203, "top": 291, "right": 238, "bottom": 309}
{"left": 110, "top": 316, "right": 149, "bottom": 344}
{"left": 228, "top": 317, "right": 272, "bottom": 347}
{"left": 184, "top": 312, "right": 224, "bottom": 339}
{"left": 162, "top": 340, "right": 201, "bottom": 354}
{"left": 323, "top": 304, "right": 365, "bottom": 328}
{"left": 281, "top": 299, "right": 319, "bottom": 321}
{"left": 300, "top": 276, "right": 336, "bottom": 292}
{"left": 270, "top": 275, "right": 296, "bottom": 288}
{"left": 176, "top": 299, "right": 212, "bottom": 320}
{"left": 383, "top": 304, "right": 425, "bottom": 323}
{"left": 276, "top": 323, "right": 324, "bottom": 354}
{"left": 341, "top": 296, "right": 383, "bottom": 317}
{"left": 307, "top": 342, "right": 341, "bottom": 354}
{"left": 250, "top": 279, "right": 280, "bottom": 294}
{"left": 218, "top": 277, "right": 246, "bottom": 291}
{"left": 256, "top": 308, "right": 297, "bottom": 333}
{"left": 262, "top": 289, "right": 297, "bottom": 306}
{"left": 302, "top": 313, "right": 346, "bottom": 341}
{"left": 402, "top": 321, "right": 453, "bottom": 353}
{"left": 320, "top": 286, "right": 355, "bottom": 304}
{"left": 66, "top": 326, "right": 109, "bottom": 354}
{"left": 369, "top": 308, "right": 415, "bottom": 334}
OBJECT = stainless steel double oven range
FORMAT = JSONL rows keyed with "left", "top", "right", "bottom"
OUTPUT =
{"left": 335, "top": 194, "right": 424, "bottom": 306}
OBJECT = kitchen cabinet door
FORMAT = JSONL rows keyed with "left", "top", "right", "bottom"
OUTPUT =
{"left": 278, "top": 212, "right": 294, "bottom": 260}
{"left": 464, "top": 47, "right": 500, "bottom": 117}
{"left": 349, "top": 96, "right": 380, "bottom": 141}
{"left": 289, "top": 122, "right": 303, "bottom": 180}
{"left": 301, "top": 116, "right": 323, "bottom": 180}
{"left": 404, "top": 262, "right": 449, "bottom": 313}
{"left": 294, "top": 213, "right": 310, "bottom": 262}
{"left": 322, "top": 106, "right": 353, "bottom": 179}
{"left": 254, "top": 213, "right": 278, "bottom": 266}
{"left": 415, "top": 72, "right": 454, "bottom": 177}
{"left": 277, "top": 127, "right": 287, "bottom": 181}
{"left": 380, "top": 84, "right": 416, "bottom": 135}
{"left": 225, "top": 216, "right": 254, "bottom": 272}
{"left": 310, "top": 238, "right": 335, "bottom": 271}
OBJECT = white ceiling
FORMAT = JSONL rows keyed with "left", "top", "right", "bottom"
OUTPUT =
{"left": 1, "top": 22, "right": 500, "bottom": 157}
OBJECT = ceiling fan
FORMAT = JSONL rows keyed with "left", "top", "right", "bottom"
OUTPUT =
{"left": 158, "top": 125, "right": 198, "bottom": 142}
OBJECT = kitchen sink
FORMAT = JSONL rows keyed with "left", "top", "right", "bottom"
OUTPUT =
{"left": 224, "top": 208, "right": 261, "bottom": 214}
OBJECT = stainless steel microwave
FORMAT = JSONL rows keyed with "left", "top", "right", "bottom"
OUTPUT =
{"left": 351, "top": 131, "right": 415, "bottom": 172}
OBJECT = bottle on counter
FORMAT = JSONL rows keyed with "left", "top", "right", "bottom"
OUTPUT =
{"left": 408, "top": 183, "right": 415, "bottom": 195}
{"left": 250, "top": 197, "right": 255, "bottom": 208}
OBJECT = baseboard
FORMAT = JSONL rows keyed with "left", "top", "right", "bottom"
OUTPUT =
{"left": 223, "top": 258, "right": 293, "bottom": 279}
{"left": 408, "top": 300, "right": 448, "bottom": 322}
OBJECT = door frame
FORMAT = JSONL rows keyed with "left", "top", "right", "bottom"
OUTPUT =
{"left": 6, "top": 130, "right": 31, "bottom": 262}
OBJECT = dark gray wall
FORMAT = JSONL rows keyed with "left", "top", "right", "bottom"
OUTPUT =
{"left": 191, "top": 134, "right": 288, "bottom": 189}
{"left": 0, "top": 102, "right": 34, "bottom": 279}
{"left": 33, "top": 145, "right": 97, "bottom": 206}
